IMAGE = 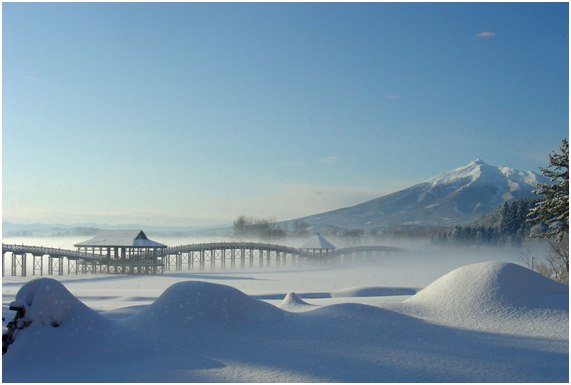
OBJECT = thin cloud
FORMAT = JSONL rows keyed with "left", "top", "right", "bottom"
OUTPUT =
{"left": 475, "top": 31, "right": 495, "bottom": 39}
{"left": 385, "top": 94, "right": 400, "bottom": 100}
{"left": 320, "top": 156, "right": 338, "bottom": 164}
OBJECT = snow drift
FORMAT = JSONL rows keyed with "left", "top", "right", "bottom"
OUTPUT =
{"left": 400, "top": 261, "right": 569, "bottom": 338}
{"left": 133, "top": 280, "right": 284, "bottom": 327}
{"left": 10, "top": 277, "right": 110, "bottom": 329}
{"left": 279, "top": 292, "right": 314, "bottom": 310}
{"left": 405, "top": 261, "right": 567, "bottom": 313}
{"left": 333, "top": 286, "right": 417, "bottom": 298}
{"left": 3, "top": 271, "right": 568, "bottom": 382}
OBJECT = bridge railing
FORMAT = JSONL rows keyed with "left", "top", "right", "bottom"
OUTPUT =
{"left": 159, "top": 241, "right": 303, "bottom": 256}
{"left": 2, "top": 244, "right": 103, "bottom": 262}
{"left": 158, "top": 242, "right": 401, "bottom": 258}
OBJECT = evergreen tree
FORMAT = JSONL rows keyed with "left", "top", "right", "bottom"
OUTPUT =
{"left": 528, "top": 138, "right": 569, "bottom": 241}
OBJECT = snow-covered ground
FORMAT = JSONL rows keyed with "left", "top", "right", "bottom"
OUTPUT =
{"left": 2, "top": 239, "right": 568, "bottom": 382}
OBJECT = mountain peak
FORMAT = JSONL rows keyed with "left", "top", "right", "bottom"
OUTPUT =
{"left": 470, "top": 158, "right": 487, "bottom": 166}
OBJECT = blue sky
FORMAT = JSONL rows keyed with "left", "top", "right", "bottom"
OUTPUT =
{"left": 2, "top": 2, "right": 569, "bottom": 226}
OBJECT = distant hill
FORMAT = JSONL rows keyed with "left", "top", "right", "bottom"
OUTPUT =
{"left": 283, "top": 159, "right": 546, "bottom": 231}
{"left": 2, "top": 222, "right": 233, "bottom": 238}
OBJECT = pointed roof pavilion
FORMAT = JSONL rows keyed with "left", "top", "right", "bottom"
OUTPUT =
{"left": 299, "top": 232, "right": 336, "bottom": 251}
{"left": 74, "top": 230, "right": 167, "bottom": 249}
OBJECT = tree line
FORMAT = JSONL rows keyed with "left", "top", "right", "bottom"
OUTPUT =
{"left": 432, "top": 199, "right": 541, "bottom": 247}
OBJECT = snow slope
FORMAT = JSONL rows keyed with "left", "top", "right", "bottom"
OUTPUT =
{"left": 3, "top": 262, "right": 568, "bottom": 382}
{"left": 288, "top": 159, "right": 545, "bottom": 229}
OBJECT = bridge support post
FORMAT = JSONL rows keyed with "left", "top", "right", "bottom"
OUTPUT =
{"left": 164, "top": 255, "right": 171, "bottom": 271}
{"left": 176, "top": 253, "right": 182, "bottom": 271}
{"left": 47, "top": 257, "right": 62, "bottom": 276}
{"left": 189, "top": 251, "right": 194, "bottom": 270}
{"left": 240, "top": 248, "right": 245, "bottom": 268}
{"left": 11, "top": 254, "right": 16, "bottom": 276}
{"left": 68, "top": 259, "right": 78, "bottom": 275}
{"left": 33, "top": 255, "right": 43, "bottom": 276}
{"left": 11, "top": 254, "right": 26, "bottom": 277}
{"left": 182, "top": 253, "right": 189, "bottom": 270}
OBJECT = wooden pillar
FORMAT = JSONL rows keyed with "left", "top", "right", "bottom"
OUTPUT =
{"left": 249, "top": 248, "right": 254, "bottom": 268}
{"left": 176, "top": 252, "right": 182, "bottom": 271}
{"left": 48, "top": 256, "right": 54, "bottom": 275}
{"left": 240, "top": 247, "right": 245, "bottom": 268}
{"left": 10, "top": 253, "right": 24, "bottom": 277}
{"left": 33, "top": 255, "right": 43, "bottom": 276}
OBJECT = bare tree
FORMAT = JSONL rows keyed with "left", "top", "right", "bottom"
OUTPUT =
{"left": 545, "top": 238, "right": 569, "bottom": 284}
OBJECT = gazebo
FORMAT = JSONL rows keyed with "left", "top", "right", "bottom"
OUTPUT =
{"left": 74, "top": 230, "right": 167, "bottom": 262}
{"left": 299, "top": 232, "right": 336, "bottom": 257}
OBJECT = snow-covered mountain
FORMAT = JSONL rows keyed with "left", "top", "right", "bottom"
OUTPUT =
{"left": 289, "top": 159, "right": 546, "bottom": 230}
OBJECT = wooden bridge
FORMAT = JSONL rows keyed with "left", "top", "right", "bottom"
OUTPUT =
{"left": 1, "top": 242, "right": 401, "bottom": 277}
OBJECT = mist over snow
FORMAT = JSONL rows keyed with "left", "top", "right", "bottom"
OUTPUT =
{"left": 3, "top": 252, "right": 568, "bottom": 382}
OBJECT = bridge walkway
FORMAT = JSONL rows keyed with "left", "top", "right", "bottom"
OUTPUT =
{"left": 2, "top": 242, "right": 401, "bottom": 277}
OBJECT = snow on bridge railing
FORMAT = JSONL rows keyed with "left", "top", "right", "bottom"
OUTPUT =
{"left": 160, "top": 241, "right": 302, "bottom": 255}
{"left": 158, "top": 242, "right": 401, "bottom": 258}
{"left": 2, "top": 242, "right": 401, "bottom": 262}
{"left": 1, "top": 244, "right": 104, "bottom": 261}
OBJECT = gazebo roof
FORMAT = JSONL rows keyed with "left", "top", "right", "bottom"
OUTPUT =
{"left": 300, "top": 232, "right": 336, "bottom": 250}
{"left": 74, "top": 230, "right": 167, "bottom": 248}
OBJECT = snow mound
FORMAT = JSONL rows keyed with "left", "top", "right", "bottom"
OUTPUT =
{"left": 136, "top": 281, "right": 284, "bottom": 327}
{"left": 12, "top": 278, "right": 106, "bottom": 328}
{"left": 405, "top": 262, "right": 568, "bottom": 316}
{"left": 279, "top": 292, "right": 314, "bottom": 310}
{"left": 333, "top": 286, "right": 417, "bottom": 298}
